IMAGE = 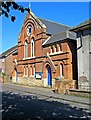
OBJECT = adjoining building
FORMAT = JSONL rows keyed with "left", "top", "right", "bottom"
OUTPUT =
{"left": 0, "top": 45, "right": 17, "bottom": 82}
{"left": 12, "top": 11, "right": 78, "bottom": 88}
{"left": 71, "top": 18, "right": 91, "bottom": 90}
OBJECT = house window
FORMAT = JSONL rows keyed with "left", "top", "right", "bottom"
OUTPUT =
{"left": 30, "top": 66, "right": 35, "bottom": 76}
{"left": 31, "top": 38, "right": 35, "bottom": 57}
{"left": 55, "top": 45, "right": 59, "bottom": 52}
{"left": 50, "top": 44, "right": 62, "bottom": 54}
{"left": 24, "top": 41, "right": 28, "bottom": 58}
{"left": 60, "top": 64, "right": 64, "bottom": 77}
{"left": 59, "top": 44, "right": 62, "bottom": 52}
{"left": 50, "top": 46, "right": 54, "bottom": 53}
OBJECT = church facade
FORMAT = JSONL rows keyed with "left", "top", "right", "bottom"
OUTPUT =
{"left": 12, "top": 11, "right": 77, "bottom": 88}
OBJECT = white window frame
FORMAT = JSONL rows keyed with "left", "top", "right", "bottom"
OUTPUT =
{"left": 50, "top": 44, "right": 63, "bottom": 55}
{"left": 60, "top": 64, "right": 64, "bottom": 77}
{"left": 58, "top": 44, "right": 61, "bottom": 52}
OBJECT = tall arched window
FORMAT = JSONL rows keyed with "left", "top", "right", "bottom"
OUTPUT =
{"left": 60, "top": 64, "right": 64, "bottom": 77}
{"left": 31, "top": 38, "right": 35, "bottom": 57}
{"left": 55, "top": 44, "right": 59, "bottom": 52}
{"left": 30, "top": 66, "right": 35, "bottom": 77}
{"left": 50, "top": 46, "right": 54, "bottom": 54}
{"left": 59, "top": 44, "right": 62, "bottom": 52}
{"left": 24, "top": 40, "right": 28, "bottom": 58}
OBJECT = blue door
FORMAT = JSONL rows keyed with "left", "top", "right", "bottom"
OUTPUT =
{"left": 48, "top": 66, "right": 52, "bottom": 86}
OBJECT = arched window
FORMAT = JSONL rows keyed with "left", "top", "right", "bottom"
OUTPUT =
{"left": 30, "top": 66, "right": 35, "bottom": 77}
{"left": 55, "top": 44, "right": 59, "bottom": 52}
{"left": 31, "top": 38, "right": 35, "bottom": 57}
{"left": 60, "top": 64, "right": 64, "bottom": 77}
{"left": 59, "top": 44, "right": 62, "bottom": 52}
{"left": 24, "top": 40, "right": 28, "bottom": 58}
{"left": 50, "top": 46, "right": 54, "bottom": 53}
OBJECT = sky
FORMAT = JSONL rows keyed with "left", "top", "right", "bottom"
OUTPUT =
{"left": 1, "top": 2, "right": 90, "bottom": 53}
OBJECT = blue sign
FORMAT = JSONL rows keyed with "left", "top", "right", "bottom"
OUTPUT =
{"left": 35, "top": 72, "right": 42, "bottom": 79}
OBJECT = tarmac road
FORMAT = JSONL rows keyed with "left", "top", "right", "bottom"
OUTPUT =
{"left": 1, "top": 83, "right": 91, "bottom": 120}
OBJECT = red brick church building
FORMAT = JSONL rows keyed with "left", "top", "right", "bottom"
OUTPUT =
{"left": 12, "top": 11, "right": 77, "bottom": 87}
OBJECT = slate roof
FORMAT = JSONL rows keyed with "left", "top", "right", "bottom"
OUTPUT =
{"left": 42, "top": 31, "right": 76, "bottom": 46}
{"left": 39, "top": 18, "right": 70, "bottom": 35}
{"left": 12, "top": 49, "right": 18, "bottom": 55}
{"left": 0, "top": 45, "right": 18, "bottom": 58}
{"left": 0, "top": 17, "right": 75, "bottom": 56}
{"left": 70, "top": 18, "right": 91, "bottom": 31}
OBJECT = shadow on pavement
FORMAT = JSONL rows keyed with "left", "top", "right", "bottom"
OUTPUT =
{"left": 1, "top": 91, "right": 91, "bottom": 120}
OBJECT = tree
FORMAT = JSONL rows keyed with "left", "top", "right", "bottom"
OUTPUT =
{"left": 0, "top": 0, "right": 30, "bottom": 22}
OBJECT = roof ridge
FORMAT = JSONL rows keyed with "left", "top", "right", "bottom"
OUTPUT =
{"left": 38, "top": 17, "right": 71, "bottom": 28}
{"left": 72, "top": 18, "right": 91, "bottom": 30}
{"left": 51, "top": 31, "right": 68, "bottom": 36}
{"left": 78, "top": 18, "right": 91, "bottom": 25}
{"left": 1, "top": 45, "right": 18, "bottom": 55}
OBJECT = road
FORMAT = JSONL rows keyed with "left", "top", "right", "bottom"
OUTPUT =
{"left": 1, "top": 83, "right": 91, "bottom": 120}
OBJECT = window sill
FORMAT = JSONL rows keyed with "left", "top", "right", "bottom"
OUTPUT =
{"left": 23, "top": 56, "right": 36, "bottom": 60}
{"left": 50, "top": 51, "right": 63, "bottom": 56}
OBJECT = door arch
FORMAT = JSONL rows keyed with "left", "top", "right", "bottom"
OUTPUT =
{"left": 47, "top": 65, "right": 52, "bottom": 86}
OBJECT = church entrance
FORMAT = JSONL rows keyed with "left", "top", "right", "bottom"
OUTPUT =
{"left": 47, "top": 65, "right": 52, "bottom": 86}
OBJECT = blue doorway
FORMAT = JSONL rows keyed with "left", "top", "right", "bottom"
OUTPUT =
{"left": 47, "top": 66, "right": 52, "bottom": 86}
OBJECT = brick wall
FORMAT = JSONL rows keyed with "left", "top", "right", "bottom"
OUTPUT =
{"left": 12, "top": 13, "right": 77, "bottom": 88}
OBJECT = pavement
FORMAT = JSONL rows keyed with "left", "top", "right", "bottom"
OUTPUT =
{"left": 1, "top": 83, "right": 91, "bottom": 106}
